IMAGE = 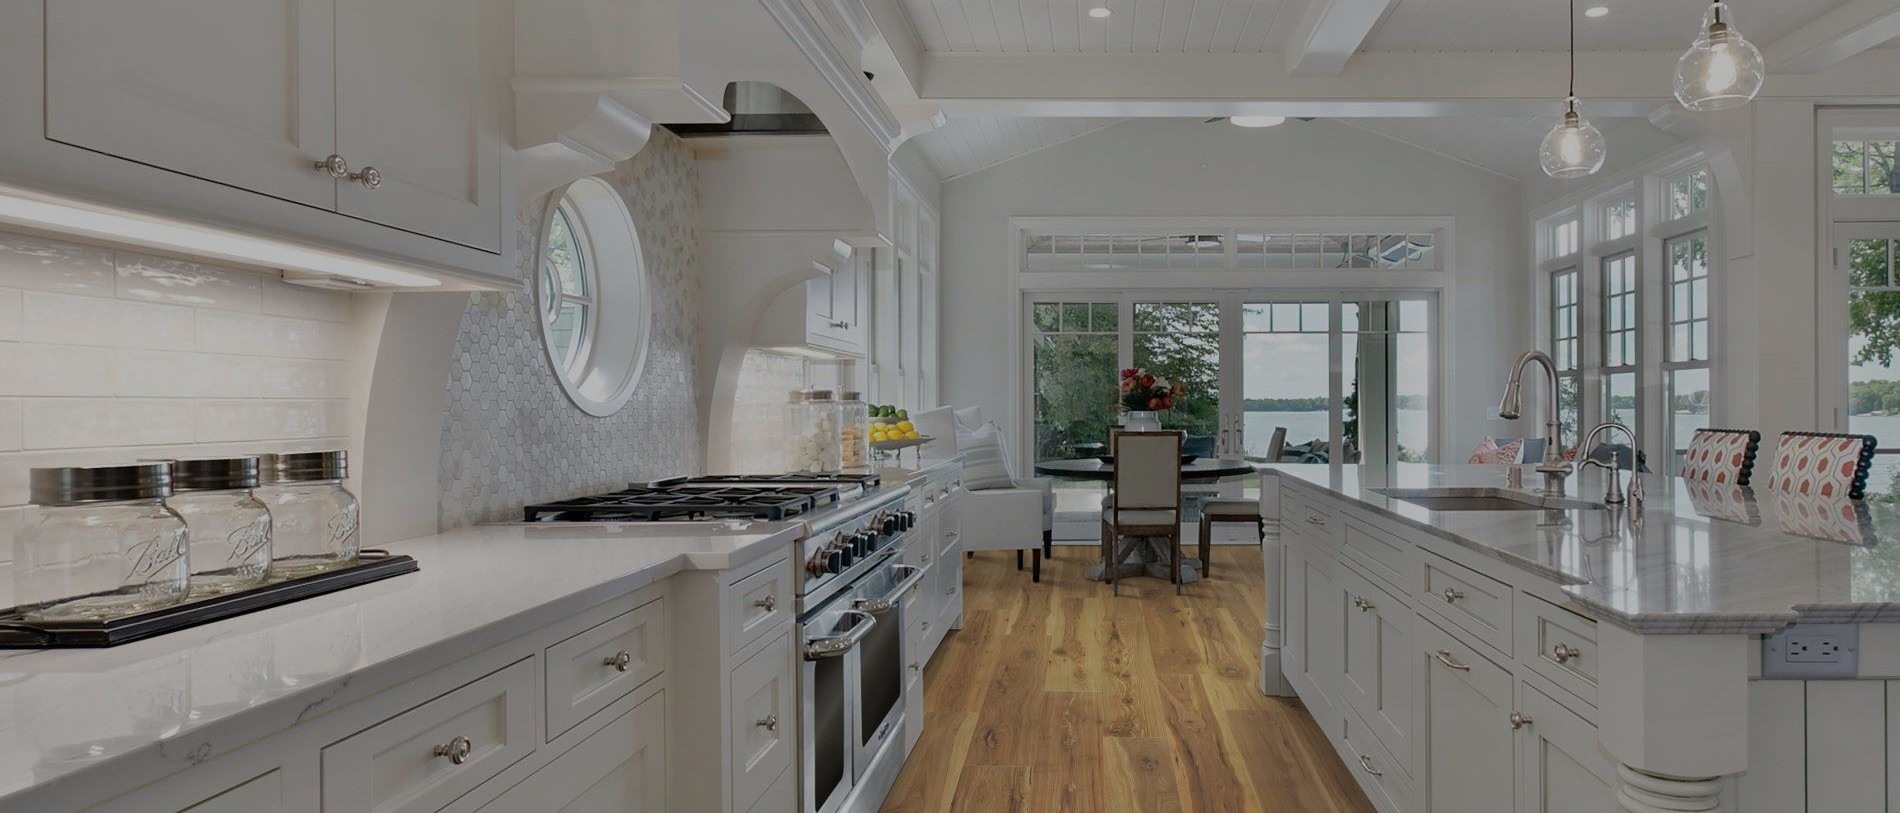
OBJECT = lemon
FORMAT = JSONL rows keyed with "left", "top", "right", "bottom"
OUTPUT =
{"left": 896, "top": 421, "right": 914, "bottom": 432}
{"left": 904, "top": 430, "right": 921, "bottom": 440}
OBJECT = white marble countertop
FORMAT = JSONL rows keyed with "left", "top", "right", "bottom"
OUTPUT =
{"left": 0, "top": 520, "right": 800, "bottom": 808}
{"left": 1263, "top": 463, "right": 1900, "bottom": 635}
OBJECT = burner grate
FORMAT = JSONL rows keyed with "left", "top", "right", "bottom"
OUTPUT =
{"left": 669, "top": 473, "right": 882, "bottom": 489}
{"left": 523, "top": 484, "right": 841, "bottom": 522}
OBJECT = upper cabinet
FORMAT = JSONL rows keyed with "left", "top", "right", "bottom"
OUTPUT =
{"left": 1, "top": 0, "right": 515, "bottom": 287}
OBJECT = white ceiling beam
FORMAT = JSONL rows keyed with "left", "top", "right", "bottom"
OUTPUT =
{"left": 1764, "top": 0, "right": 1900, "bottom": 74}
{"left": 918, "top": 49, "right": 1900, "bottom": 118}
{"left": 1282, "top": 0, "right": 1403, "bottom": 76}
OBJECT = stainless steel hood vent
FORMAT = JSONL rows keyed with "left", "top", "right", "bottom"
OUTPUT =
{"left": 669, "top": 82, "right": 827, "bottom": 136}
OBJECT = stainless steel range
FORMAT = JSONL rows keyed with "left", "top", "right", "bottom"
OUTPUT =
{"left": 523, "top": 473, "right": 920, "bottom": 813}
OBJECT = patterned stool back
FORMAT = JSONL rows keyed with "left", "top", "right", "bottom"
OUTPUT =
{"left": 1769, "top": 431, "right": 1877, "bottom": 500}
{"left": 1680, "top": 428, "right": 1761, "bottom": 486}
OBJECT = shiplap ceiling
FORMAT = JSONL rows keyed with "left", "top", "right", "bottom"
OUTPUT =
{"left": 911, "top": 116, "right": 1127, "bottom": 179}
{"left": 901, "top": 0, "right": 1296, "bottom": 52}
{"left": 898, "top": 0, "right": 1845, "bottom": 54}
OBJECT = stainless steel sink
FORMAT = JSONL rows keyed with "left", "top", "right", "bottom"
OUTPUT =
{"left": 1370, "top": 488, "right": 1605, "bottom": 512}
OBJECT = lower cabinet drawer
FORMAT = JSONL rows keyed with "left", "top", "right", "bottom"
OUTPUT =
{"left": 1516, "top": 596, "right": 1598, "bottom": 706}
{"left": 321, "top": 658, "right": 538, "bottom": 813}
{"left": 727, "top": 558, "right": 793, "bottom": 656}
{"left": 1418, "top": 551, "right": 1512, "bottom": 655}
{"left": 545, "top": 597, "right": 667, "bottom": 741}
{"left": 746, "top": 765, "right": 797, "bottom": 813}
{"left": 1344, "top": 518, "right": 1416, "bottom": 594}
{"left": 476, "top": 688, "right": 666, "bottom": 813}
{"left": 1342, "top": 706, "right": 1413, "bottom": 813}
{"left": 731, "top": 630, "right": 796, "bottom": 813}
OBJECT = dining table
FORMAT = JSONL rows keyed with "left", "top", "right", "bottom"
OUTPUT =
{"left": 1033, "top": 456, "right": 1258, "bottom": 584}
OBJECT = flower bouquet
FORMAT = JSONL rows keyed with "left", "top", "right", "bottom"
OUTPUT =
{"left": 1119, "top": 367, "right": 1184, "bottom": 412}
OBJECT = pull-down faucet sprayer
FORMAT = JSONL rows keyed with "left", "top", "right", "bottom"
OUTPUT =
{"left": 1498, "top": 349, "right": 1573, "bottom": 497}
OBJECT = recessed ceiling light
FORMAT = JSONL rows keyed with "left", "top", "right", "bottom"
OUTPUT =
{"left": 1088, "top": 6, "right": 1112, "bottom": 18}
{"left": 1229, "top": 115, "right": 1287, "bottom": 128}
{"left": 1584, "top": 5, "right": 1609, "bottom": 17}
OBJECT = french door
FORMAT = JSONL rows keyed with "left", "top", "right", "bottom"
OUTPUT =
{"left": 1027, "top": 291, "right": 1438, "bottom": 539}
{"left": 1823, "top": 223, "right": 1900, "bottom": 497}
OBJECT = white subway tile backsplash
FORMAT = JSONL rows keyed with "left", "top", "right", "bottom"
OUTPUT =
{"left": 0, "top": 234, "right": 115, "bottom": 295}
{"left": 195, "top": 400, "right": 334, "bottom": 443}
{"left": 115, "top": 253, "right": 262, "bottom": 311}
{"left": 261, "top": 277, "right": 354, "bottom": 323}
{"left": 0, "top": 507, "right": 23, "bottom": 566}
{"left": 22, "top": 398, "right": 196, "bottom": 449}
{"left": 0, "top": 400, "right": 18, "bottom": 452}
{"left": 261, "top": 359, "right": 346, "bottom": 399}
{"left": 0, "top": 287, "right": 19, "bottom": 342}
{"left": 114, "top": 349, "right": 209, "bottom": 398}
{"left": 0, "top": 343, "right": 116, "bottom": 397}
{"left": 196, "top": 311, "right": 324, "bottom": 358}
{"left": 21, "top": 291, "right": 196, "bottom": 350}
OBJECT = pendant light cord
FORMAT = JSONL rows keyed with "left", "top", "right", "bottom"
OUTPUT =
{"left": 1567, "top": 0, "right": 1576, "bottom": 99}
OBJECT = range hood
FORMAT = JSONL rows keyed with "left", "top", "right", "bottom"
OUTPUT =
{"left": 669, "top": 81, "right": 828, "bottom": 137}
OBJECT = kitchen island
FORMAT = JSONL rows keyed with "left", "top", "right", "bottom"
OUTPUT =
{"left": 0, "top": 520, "right": 803, "bottom": 813}
{"left": 1260, "top": 463, "right": 1900, "bottom": 813}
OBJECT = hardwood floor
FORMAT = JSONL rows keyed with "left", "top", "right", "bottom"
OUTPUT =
{"left": 882, "top": 546, "right": 1377, "bottom": 813}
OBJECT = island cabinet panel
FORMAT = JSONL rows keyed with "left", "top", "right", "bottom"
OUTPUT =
{"left": 1417, "top": 550, "right": 1513, "bottom": 657}
{"left": 1808, "top": 681, "right": 1887, "bottom": 813}
{"left": 1287, "top": 538, "right": 1349, "bottom": 740}
{"left": 1513, "top": 683, "right": 1614, "bottom": 813}
{"left": 1342, "top": 705, "right": 1415, "bottom": 813}
{"left": 1514, "top": 597, "right": 1597, "bottom": 708}
{"left": 1343, "top": 517, "right": 1417, "bottom": 596}
{"left": 1340, "top": 565, "right": 1415, "bottom": 775}
{"left": 476, "top": 689, "right": 666, "bottom": 813}
{"left": 1418, "top": 618, "right": 1514, "bottom": 813}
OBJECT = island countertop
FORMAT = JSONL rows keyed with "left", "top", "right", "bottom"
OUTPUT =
{"left": 0, "top": 519, "right": 802, "bottom": 809}
{"left": 1261, "top": 463, "right": 1900, "bottom": 635}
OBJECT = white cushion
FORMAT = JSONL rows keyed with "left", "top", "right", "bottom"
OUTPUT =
{"left": 1104, "top": 508, "right": 1178, "bottom": 525}
{"left": 961, "top": 424, "right": 1015, "bottom": 490}
{"left": 953, "top": 406, "right": 985, "bottom": 433}
{"left": 1202, "top": 499, "right": 1261, "bottom": 516}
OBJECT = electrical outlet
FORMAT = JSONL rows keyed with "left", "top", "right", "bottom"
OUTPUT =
{"left": 1762, "top": 623, "right": 1859, "bottom": 679}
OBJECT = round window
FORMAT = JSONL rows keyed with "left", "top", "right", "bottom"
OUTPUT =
{"left": 534, "top": 177, "right": 651, "bottom": 417}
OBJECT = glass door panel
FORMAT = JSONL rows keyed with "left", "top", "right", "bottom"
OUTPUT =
{"left": 1242, "top": 302, "right": 1332, "bottom": 463}
{"left": 1344, "top": 300, "right": 1434, "bottom": 466}
{"left": 1132, "top": 301, "right": 1221, "bottom": 448}
{"left": 1845, "top": 232, "right": 1900, "bottom": 496}
{"left": 1029, "top": 300, "right": 1119, "bottom": 533}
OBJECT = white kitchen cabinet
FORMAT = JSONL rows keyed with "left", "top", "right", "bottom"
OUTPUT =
{"left": 806, "top": 250, "right": 868, "bottom": 354}
{"left": 1513, "top": 683, "right": 1614, "bottom": 813}
{"left": 1418, "top": 617, "right": 1515, "bottom": 813}
{"left": 333, "top": 0, "right": 509, "bottom": 251}
{"left": 1341, "top": 567, "right": 1415, "bottom": 775}
{"left": 1287, "top": 539, "right": 1348, "bottom": 741}
{"left": 477, "top": 689, "right": 667, "bottom": 813}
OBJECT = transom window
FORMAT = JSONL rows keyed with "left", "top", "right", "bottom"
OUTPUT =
{"left": 1666, "top": 169, "right": 1710, "bottom": 221}
{"left": 1551, "top": 216, "right": 1580, "bottom": 257}
{"left": 1603, "top": 197, "right": 1637, "bottom": 241}
{"left": 1833, "top": 140, "right": 1900, "bottom": 196}
{"left": 1020, "top": 231, "right": 1438, "bottom": 271}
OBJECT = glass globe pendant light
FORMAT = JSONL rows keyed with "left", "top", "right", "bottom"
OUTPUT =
{"left": 1673, "top": 2, "right": 1764, "bottom": 111}
{"left": 1539, "top": 0, "right": 1606, "bottom": 179}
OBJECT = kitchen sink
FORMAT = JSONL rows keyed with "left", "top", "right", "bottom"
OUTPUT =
{"left": 1370, "top": 488, "right": 1605, "bottom": 512}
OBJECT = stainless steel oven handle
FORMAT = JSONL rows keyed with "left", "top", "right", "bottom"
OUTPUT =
{"left": 853, "top": 565, "right": 926, "bottom": 614}
{"left": 803, "top": 609, "right": 877, "bottom": 660}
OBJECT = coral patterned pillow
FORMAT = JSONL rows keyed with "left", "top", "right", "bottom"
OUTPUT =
{"left": 1467, "top": 437, "right": 1502, "bottom": 464}
{"left": 1493, "top": 438, "right": 1525, "bottom": 465}
{"left": 1770, "top": 432, "right": 1874, "bottom": 500}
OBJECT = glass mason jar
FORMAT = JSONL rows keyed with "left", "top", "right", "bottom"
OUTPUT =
{"left": 837, "top": 390, "right": 871, "bottom": 471}
{"left": 258, "top": 451, "right": 358, "bottom": 579}
{"left": 166, "top": 457, "right": 272, "bottom": 596}
{"left": 13, "top": 464, "right": 190, "bottom": 621}
{"left": 784, "top": 390, "right": 842, "bottom": 473}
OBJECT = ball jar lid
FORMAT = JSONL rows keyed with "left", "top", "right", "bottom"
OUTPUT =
{"left": 164, "top": 456, "right": 261, "bottom": 492}
{"left": 30, "top": 463, "right": 173, "bottom": 505}
{"left": 260, "top": 450, "right": 348, "bottom": 483}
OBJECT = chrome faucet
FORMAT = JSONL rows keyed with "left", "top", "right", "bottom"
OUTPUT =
{"left": 1498, "top": 349, "right": 1572, "bottom": 497}
{"left": 1578, "top": 421, "right": 1642, "bottom": 508}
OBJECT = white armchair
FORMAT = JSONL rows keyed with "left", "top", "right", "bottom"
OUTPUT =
{"left": 959, "top": 477, "right": 1053, "bottom": 582}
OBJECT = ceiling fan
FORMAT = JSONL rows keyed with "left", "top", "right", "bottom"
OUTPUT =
{"left": 1203, "top": 116, "right": 1318, "bottom": 127}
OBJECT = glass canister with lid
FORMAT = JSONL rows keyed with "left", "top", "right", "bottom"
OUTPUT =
{"left": 784, "top": 389, "right": 843, "bottom": 473}
{"left": 837, "top": 390, "right": 870, "bottom": 471}
{"left": 258, "top": 451, "right": 358, "bottom": 579}
{"left": 12, "top": 463, "right": 190, "bottom": 621}
{"left": 166, "top": 456, "right": 273, "bottom": 596}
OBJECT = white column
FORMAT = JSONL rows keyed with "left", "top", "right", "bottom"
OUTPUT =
{"left": 1596, "top": 625, "right": 1751, "bottom": 813}
{"left": 1258, "top": 472, "right": 1293, "bottom": 696}
{"left": 1615, "top": 765, "right": 1721, "bottom": 813}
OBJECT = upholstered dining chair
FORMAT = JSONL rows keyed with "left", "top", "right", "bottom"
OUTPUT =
{"left": 1769, "top": 431, "right": 1877, "bottom": 500}
{"left": 1680, "top": 428, "right": 1762, "bottom": 486}
{"left": 1101, "top": 431, "right": 1184, "bottom": 595}
{"left": 1196, "top": 493, "right": 1263, "bottom": 578}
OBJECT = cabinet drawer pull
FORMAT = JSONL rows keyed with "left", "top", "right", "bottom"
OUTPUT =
{"left": 432, "top": 735, "right": 474, "bottom": 765}
{"left": 910, "top": 661, "right": 921, "bottom": 672}
{"left": 315, "top": 154, "right": 350, "bottom": 178}
{"left": 1508, "top": 711, "right": 1535, "bottom": 730}
{"left": 1442, "top": 587, "right": 1467, "bottom": 603}
{"left": 754, "top": 595, "right": 778, "bottom": 613}
{"left": 1352, "top": 596, "right": 1375, "bottom": 612}
{"left": 604, "top": 651, "right": 633, "bottom": 672}
{"left": 922, "top": 553, "right": 932, "bottom": 564}
{"left": 1551, "top": 643, "right": 1581, "bottom": 664}
{"left": 921, "top": 621, "right": 930, "bottom": 632}
{"left": 829, "top": 320, "right": 850, "bottom": 329}
{"left": 1357, "top": 754, "right": 1383, "bottom": 777}
{"left": 1306, "top": 516, "right": 1327, "bottom": 527}
{"left": 1432, "top": 649, "right": 1471, "bottom": 671}
{"left": 349, "top": 165, "right": 383, "bottom": 190}
{"left": 757, "top": 714, "right": 779, "bottom": 732}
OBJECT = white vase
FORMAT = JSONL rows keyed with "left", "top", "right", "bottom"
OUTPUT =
{"left": 1122, "top": 410, "right": 1163, "bottom": 431}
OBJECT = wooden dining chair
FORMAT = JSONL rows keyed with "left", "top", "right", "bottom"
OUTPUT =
{"left": 1100, "top": 431, "right": 1184, "bottom": 595}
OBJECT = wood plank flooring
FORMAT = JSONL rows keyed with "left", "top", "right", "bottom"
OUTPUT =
{"left": 882, "top": 546, "right": 1376, "bottom": 813}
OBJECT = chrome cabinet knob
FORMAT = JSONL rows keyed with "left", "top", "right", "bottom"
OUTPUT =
{"left": 757, "top": 714, "right": 779, "bottom": 732}
{"left": 433, "top": 735, "right": 474, "bottom": 764}
{"left": 349, "top": 165, "right": 383, "bottom": 190}
{"left": 1352, "top": 596, "right": 1375, "bottom": 612}
{"left": 1432, "top": 649, "right": 1471, "bottom": 672}
{"left": 1357, "top": 754, "right": 1382, "bottom": 777}
{"left": 604, "top": 651, "right": 633, "bottom": 672}
{"left": 922, "top": 553, "right": 932, "bottom": 564}
{"left": 829, "top": 320, "right": 850, "bottom": 329}
{"left": 755, "top": 595, "right": 778, "bottom": 613}
{"left": 1551, "top": 643, "right": 1581, "bottom": 664}
{"left": 315, "top": 154, "right": 350, "bottom": 179}
{"left": 910, "top": 661, "right": 921, "bottom": 672}
{"left": 1508, "top": 711, "right": 1535, "bottom": 730}
{"left": 1442, "top": 588, "right": 1466, "bottom": 603}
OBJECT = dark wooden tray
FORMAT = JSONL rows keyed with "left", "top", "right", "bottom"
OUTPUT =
{"left": 0, "top": 550, "right": 418, "bottom": 648}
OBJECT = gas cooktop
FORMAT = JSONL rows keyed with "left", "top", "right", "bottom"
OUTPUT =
{"left": 523, "top": 484, "right": 842, "bottom": 523}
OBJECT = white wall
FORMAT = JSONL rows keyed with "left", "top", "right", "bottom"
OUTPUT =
{"left": 938, "top": 117, "right": 1530, "bottom": 459}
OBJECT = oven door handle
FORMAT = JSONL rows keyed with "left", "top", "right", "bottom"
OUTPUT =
{"left": 853, "top": 565, "right": 926, "bottom": 614}
{"left": 803, "top": 609, "right": 877, "bottom": 660}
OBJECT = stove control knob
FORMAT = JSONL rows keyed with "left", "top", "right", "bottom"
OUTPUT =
{"left": 826, "top": 550, "right": 845, "bottom": 572}
{"left": 852, "top": 532, "right": 872, "bottom": 555}
{"left": 865, "top": 530, "right": 883, "bottom": 551}
{"left": 882, "top": 515, "right": 900, "bottom": 535}
{"left": 902, "top": 511, "right": 917, "bottom": 530}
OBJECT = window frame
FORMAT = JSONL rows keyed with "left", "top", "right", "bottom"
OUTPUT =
{"left": 534, "top": 177, "right": 653, "bottom": 418}
{"left": 539, "top": 198, "right": 599, "bottom": 379}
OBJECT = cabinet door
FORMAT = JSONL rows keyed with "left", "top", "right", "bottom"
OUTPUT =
{"left": 43, "top": 0, "right": 337, "bottom": 209}
{"left": 731, "top": 631, "right": 797, "bottom": 813}
{"left": 1287, "top": 541, "right": 1346, "bottom": 739}
{"left": 478, "top": 690, "right": 666, "bottom": 813}
{"left": 1418, "top": 619, "right": 1514, "bottom": 813}
{"left": 1515, "top": 683, "right": 1614, "bottom": 813}
{"left": 334, "top": 0, "right": 507, "bottom": 251}
{"left": 1341, "top": 569, "right": 1413, "bottom": 773}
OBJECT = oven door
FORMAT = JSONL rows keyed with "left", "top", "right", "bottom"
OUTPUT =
{"left": 849, "top": 560, "right": 926, "bottom": 777}
{"left": 800, "top": 599, "right": 875, "bottom": 813}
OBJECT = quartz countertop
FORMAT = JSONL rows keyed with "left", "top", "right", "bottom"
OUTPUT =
{"left": 0, "top": 520, "right": 801, "bottom": 808}
{"left": 1263, "top": 463, "right": 1900, "bottom": 635}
